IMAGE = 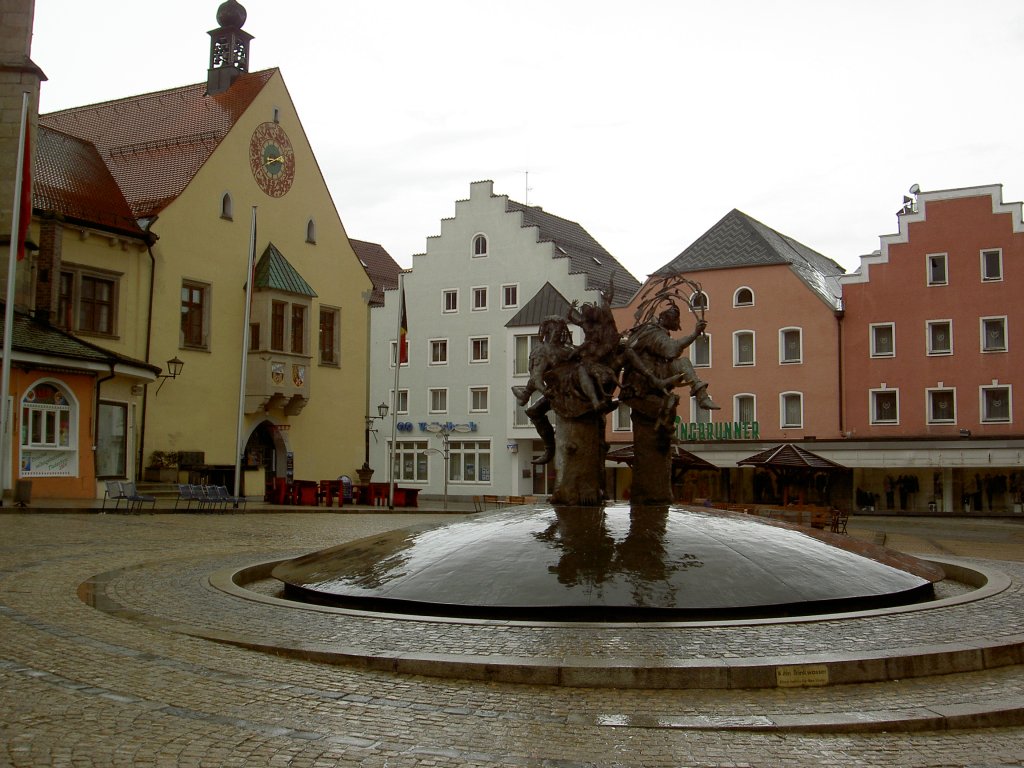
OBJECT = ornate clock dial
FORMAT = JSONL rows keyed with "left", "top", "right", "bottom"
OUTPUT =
{"left": 249, "top": 122, "right": 295, "bottom": 197}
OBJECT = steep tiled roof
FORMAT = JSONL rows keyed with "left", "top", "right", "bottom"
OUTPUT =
{"left": 40, "top": 70, "right": 275, "bottom": 218}
{"left": 350, "top": 238, "right": 400, "bottom": 307}
{"left": 255, "top": 243, "right": 316, "bottom": 297}
{"left": 654, "top": 209, "right": 845, "bottom": 308}
{"left": 505, "top": 200, "right": 640, "bottom": 304}
{"left": 0, "top": 304, "right": 160, "bottom": 376}
{"left": 506, "top": 282, "right": 573, "bottom": 328}
{"left": 33, "top": 126, "right": 146, "bottom": 238}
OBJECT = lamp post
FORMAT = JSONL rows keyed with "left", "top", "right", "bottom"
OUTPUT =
{"left": 420, "top": 446, "right": 449, "bottom": 512}
{"left": 155, "top": 356, "right": 185, "bottom": 394}
{"left": 424, "top": 422, "right": 471, "bottom": 511}
{"left": 357, "top": 401, "right": 389, "bottom": 485}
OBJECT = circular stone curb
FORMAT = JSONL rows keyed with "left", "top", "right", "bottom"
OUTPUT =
{"left": 193, "top": 556, "right": 1024, "bottom": 691}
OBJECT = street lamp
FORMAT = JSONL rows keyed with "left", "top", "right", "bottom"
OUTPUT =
{"left": 423, "top": 422, "right": 471, "bottom": 512}
{"left": 155, "top": 356, "right": 185, "bottom": 394}
{"left": 357, "top": 401, "right": 389, "bottom": 485}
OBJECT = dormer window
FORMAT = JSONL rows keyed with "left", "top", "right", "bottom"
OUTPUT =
{"left": 472, "top": 234, "right": 488, "bottom": 258}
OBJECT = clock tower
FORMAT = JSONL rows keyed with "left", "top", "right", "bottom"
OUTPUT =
{"left": 206, "top": 0, "right": 253, "bottom": 95}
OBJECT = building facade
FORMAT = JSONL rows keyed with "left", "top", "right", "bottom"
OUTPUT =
{"left": 369, "top": 180, "right": 639, "bottom": 501}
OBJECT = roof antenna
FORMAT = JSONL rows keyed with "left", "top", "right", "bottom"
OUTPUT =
{"left": 525, "top": 171, "right": 532, "bottom": 206}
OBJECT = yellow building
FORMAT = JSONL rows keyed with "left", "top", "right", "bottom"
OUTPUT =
{"left": 2, "top": 0, "right": 371, "bottom": 499}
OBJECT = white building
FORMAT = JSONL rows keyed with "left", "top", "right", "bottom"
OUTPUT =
{"left": 369, "top": 180, "right": 639, "bottom": 501}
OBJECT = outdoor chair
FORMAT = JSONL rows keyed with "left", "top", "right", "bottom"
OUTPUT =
{"left": 213, "top": 485, "right": 246, "bottom": 511}
{"left": 102, "top": 480, "right": 127, "bottom": 511}
{"left": 120, "top": 482, "right": 156, "bottom": 514}
{"left": 830, "top": 509, "right": 850, "bottom": 535}
{"left": 175, "top": 483, "right": 199, "bottom": 510}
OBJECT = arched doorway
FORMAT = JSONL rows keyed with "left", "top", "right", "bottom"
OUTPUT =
{"left": 243, "top": 420, "right": 290, "bottom": 497}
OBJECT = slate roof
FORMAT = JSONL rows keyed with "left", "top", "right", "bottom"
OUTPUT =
{"left": 255, "top": 243, "right": 316, "bottom": 297}
{"left": 350, "top": 238, "right": 400, "bottom": 307}
{"left": 33, "top": 126, "right": 147, "bottom": 238}
{"left": 0, "top": 304, "right": 160, "bottom": 377}
{"left": 506, "top": 282, "right": 573, "bottom": 328}
{"left": 505, "top": 199, "right": 640, "bottom": 305}
{"left": 654, "top": 209, "right": 846, "bottom": 309}
{"left": 40, "top": 69, "right": 275, "bottom": 218}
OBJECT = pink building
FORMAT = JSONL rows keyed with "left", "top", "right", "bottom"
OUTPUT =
{"left": 839, "top": 185, "right": 1024, "bottom": 514}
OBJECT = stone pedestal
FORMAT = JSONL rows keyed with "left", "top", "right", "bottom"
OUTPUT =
{"left": 550, "top": 413, "right": 607, "bottom": 506}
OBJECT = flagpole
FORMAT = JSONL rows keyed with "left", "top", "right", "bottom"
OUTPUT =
{"left": 0, "top": 92, "right": 31, "bottom": 505}
{"left": 387, "top": 271, "right": 405, "bottom": 509}
{"left": 233, "top": 206, "right": 257, "bottom": 505}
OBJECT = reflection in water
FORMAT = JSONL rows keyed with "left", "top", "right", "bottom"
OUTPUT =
{"left": 535, "top": 504, "right": 705, "bottom": 607}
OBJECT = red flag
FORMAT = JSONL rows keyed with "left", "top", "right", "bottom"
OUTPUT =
{"left": 16, "top": 126, "right": 31, "bottom": 261}
{"left": 398, "top": 287, "right": 409, "bottom": 364}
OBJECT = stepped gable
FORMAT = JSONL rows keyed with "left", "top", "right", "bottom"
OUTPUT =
{"left": 655, "top": 209, "right": 845, "bottom": 309}
{"left": 40, "top": 70, "right": 276, "bottom": 218}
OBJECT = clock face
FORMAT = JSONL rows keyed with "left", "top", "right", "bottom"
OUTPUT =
{"left": 249, "top": 122, "right": 295, "bottom": 197}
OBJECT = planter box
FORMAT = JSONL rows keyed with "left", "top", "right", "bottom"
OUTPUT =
{"left": 144, "top": 467, "right": 178, "bottom": 483}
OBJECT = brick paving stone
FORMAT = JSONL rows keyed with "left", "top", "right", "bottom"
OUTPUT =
{"left": 0, "top": 512, "right": 1022, "bottom": 767}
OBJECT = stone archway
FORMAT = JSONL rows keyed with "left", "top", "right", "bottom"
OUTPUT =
{"left": 243, "top": 421, "right": 291, "bottom": 495}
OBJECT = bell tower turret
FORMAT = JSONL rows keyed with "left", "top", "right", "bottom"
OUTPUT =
{"left": 207, "top": 0, "right": 253, "bottom": 95}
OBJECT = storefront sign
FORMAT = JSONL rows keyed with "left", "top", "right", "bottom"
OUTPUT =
{"left": 677, "top": 419, "right": 760, "bottom": 441}
{"left": 392, "top": 421, "right": 479, "bottom": 433}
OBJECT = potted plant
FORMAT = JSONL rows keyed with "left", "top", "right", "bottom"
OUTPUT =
{"left": 145, "top": 450, "right": 179, "bottom": 483}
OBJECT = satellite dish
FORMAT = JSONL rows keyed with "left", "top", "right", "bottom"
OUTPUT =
{"left": 909, "top": 184, "right": 920, "bottom": 195}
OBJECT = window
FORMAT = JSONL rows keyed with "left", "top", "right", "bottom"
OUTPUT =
{"left": 780, "top": 392, "right": 803, "bottom": 429}
{"left": 393, "top": 388, "right": 409, "bottom": 414}
{"left": 981, "top": 385, "right": 1011, "bottom": 423}
{"left": 735, "top": 394, "right": 755, "bottom": 424}
{"left": 513, "top": 400, "right": 531, "bottom": 428}
{"left": 870, "top": 323, "right": 895, "bottom": 357}
{"left": 927, "top": 388, "right": 956, "bottom": 424}
{"left": 472, "top": 286, "right": 488, "bottom": 311}
{"left": 181, "top": 281, "right": 210, "bottom": 349}
{"left": 691, "top": 397, "right": 712, "bottom": 425}
{"left": 870, "top": 389, "right": 899, "bottom": 425}
{"left": 305, "top": 218, "right": 316, "bottom": 244}
{"left": 927, "top": 253, "right": 948, "bottom": 286}
{"left": 779, "top": 328, "right": 802, "bottom": 364}
{"left": 502, "top": 284, "right": 518, "bottom": 308}
{"left": 690, "top": 291, "right": 709, "bottom": 312}
{"left": 470, "top": 386, "right": 489, "bottom": 412}
{"left": 691, "top": 334, "right": 711, "bottom": 367}
{"left": 220, "top": 192, "right": 233, "bottom": 220}
{"left": 271, "top": 301, "right": 286, "bottom": 351}
{"left": 734, "top": 287, "right": 754, "bottom": 307}
{"left": 318, "top": 307, "right": 339, "bottom": 365}
{"left": 58, "top": 268, "right": 119, "bottom": 336}
{"left": 926, "top": 320, "right": 952, "bottom": 355}
{"left": 981, "top": 249, "right": 1002, "bottom": 282}
{"left": 290, "top": 305, "right": 305, "bottom": 354}
{"left": 514, "top": 334, "right": 538, "bottom": 376}
{"left": 449, "top": 440, "right": 491, "bottom": 483}
{"left": 249, "top": 323, "right": 260, "bottom": 351}
{"left": 20, "top": 381, "right": 77, "bottom": 477}
{"left": 733, "top": 331, "right": 754, "bottom": 366}
{"left": 430, "top": 339, "right": 448, "bottom": 365}
{"left": 613, "top": 403, "right": 631, "bottom": 431}
{"left": 443, "top": 289, "right": 458, "bottom": 313}
{"left": 981, "top": 317, "right": 1007, "bottom": 352}
{"left": 391, "top": 440, "right": 428, "bottom": 482}
{"left": 429, "top": 388, "right": 448, "bottom": 413}
{"left": 95, "top": 401, "right": 126, "bottom": 478}
{"left": 470, "top": 336, "right": 489, "bottom": 363}
{"left": 472, "top": 234, "right": 488, "bottom": 258}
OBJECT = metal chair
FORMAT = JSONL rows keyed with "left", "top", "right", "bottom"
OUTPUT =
{"left": 102, "top": 480, "right": 127, "bottom": 511}
{"left": 120, "top": 482, "right": 156, "bottom": 514}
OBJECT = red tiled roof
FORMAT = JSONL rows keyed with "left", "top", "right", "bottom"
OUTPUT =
{"left": 350, "top": 238, "right": 401, "bottom": 307}
{"left": 34, "top": 126, "right": 145, "bottom": 237}
{"left": 40, "top": 69, "right": 275, "bottom": 218}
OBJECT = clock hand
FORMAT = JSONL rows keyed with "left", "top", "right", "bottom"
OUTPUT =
{"left": 264, "top": 155, "right": 285, "bottom": 167}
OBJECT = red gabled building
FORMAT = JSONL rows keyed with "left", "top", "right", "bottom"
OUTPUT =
{"left": 839, "top": 185, "right": 1024, "bottom": 513}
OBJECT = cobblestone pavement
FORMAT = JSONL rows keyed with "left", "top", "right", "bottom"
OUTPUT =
{"left": 1, "top": 510, "right": 1023, "bottom": 767}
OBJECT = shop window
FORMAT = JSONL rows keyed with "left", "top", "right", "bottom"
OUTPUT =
{"left": 448, "top": 440, "right": 491, "bottom": 483}
{"left": 927, "top": 320, "right": 952, "bottom": 355}
{"left": 391, "top": 440, "right": 428, "bottom": 482}
{"left": 20, "top": 381, "right": 77, "bottom": 477}
{"left": 870, "top": 389, "right": 899, "bottom": 425}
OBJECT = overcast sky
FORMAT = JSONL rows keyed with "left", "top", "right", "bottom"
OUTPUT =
{"left": 31, "top": 1, "right": 1024, "bottom": 278}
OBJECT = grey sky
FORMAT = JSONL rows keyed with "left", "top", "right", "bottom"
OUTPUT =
{"left": 31, "top": 1, "right": 1024, "bottom": 278}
